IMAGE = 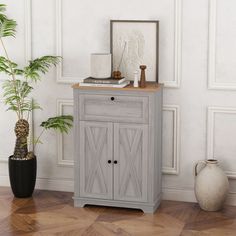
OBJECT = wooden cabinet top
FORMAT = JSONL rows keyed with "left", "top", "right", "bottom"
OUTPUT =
{"left": 72, "top": 82, "right": 163, "bottom": 92}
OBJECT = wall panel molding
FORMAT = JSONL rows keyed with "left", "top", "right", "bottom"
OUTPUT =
{"left": 164, "top": 0, "right": 182, "bottom": 88}
{"left": 208, "top": 0, "right": 236, "bottom": 90}
{"left": 57, "top": 99, "right": 74, "bottom": 167}
{"left": 55, "top": 0, "right": 79, "bottom": 83}
{"left": 162, "top": 105, "right": 180, "bottom": 175}
{"left": 24, "top": 0, "right": 32, "bottom": 63}
{"left": 55, "top": 0, "right": 182, "bottom": 87}
{"left": 0, "top": 0, "right": 32, "bottom": 82}
{"left": 207, "top": 106, "right": 236, "bottom": 178}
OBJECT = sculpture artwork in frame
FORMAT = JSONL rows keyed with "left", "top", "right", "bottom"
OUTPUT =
{"left": 110, "top": 20, "right": 159, "bottom": 82}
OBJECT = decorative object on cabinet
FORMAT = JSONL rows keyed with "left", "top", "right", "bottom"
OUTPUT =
{"left": 90, "top": 53, "right": 111, "bottom": 79}
{"left": 79, "top": 80, "right": 130, "bottom": 88}
{"left": 110, "top": 20, "right": 159, "bottom": 82}
{"left": 111, "top": 41, "right": 127, "bottom": 79}
{"left": 0, "top": 4, "right": 73, "bottom": 198}
{"left": 133, "top": 70, "right": 139, "bottom": 87}
{"left": 73, "top": 82, "right": 163, "bottom": 213}
{"left": 194, "top": 159, "right": 229, "bottom": 211}
{"left": 140, "top": 65, "right": 147, "bottom": 88}
{"left": 84, "top": 77, "right": 126, "bottom": 85}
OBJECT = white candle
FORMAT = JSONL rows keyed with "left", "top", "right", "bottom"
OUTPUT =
{"left": 91, "top": 53, "right": 111, "bottom": 79}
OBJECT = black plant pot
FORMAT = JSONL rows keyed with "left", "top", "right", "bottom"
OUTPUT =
{"left": 8, "top": 156, "right": 37, "bottom": 198}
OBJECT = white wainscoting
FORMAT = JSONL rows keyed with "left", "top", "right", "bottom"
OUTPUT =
{"left": 23, "top": 0, "right": 32, "bottom": 63}
{"left": 208, "top": 0, "right": 236, "bottom": 90}
{"left": 162, "top": 105, "right": 180, "bottom": 175}
{"left": 207, "top": 106, "right": 236, "bottom": 178}
{"left": 0, "top": 0, "right": 31, "bottom": 82}
{"left": 57, "top": 99, "right": 74, "bottom": 167}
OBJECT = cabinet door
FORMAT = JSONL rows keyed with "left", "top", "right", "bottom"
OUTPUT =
{"left": 114, "top": 123, "right": 148, "bottom": 202}
{"left": 80, "top": 121, "right": 113, "bottom": 199}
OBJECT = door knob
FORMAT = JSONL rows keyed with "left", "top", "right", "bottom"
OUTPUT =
{"left": 108, "top": 160, "right": 112, "bottom": 164}
{"left": 114, "top": 160, "right": 118, "bottom": 164}
{"left": 110, "top": 97, "right": 115, "bottom": 101}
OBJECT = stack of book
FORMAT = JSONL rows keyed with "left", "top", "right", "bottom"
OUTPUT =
{"left": 79, "top": 77, "right": 130, "bottom": 88}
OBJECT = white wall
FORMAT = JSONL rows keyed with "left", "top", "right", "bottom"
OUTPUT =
{"left": 1, "top": 0, "right": 236, "bottom": 204}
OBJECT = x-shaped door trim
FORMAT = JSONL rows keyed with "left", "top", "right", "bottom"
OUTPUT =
{"left": 85, "top": 126, "right": 107, "bottom": 193}
{"left": 119, "top": 128, "right": 142, "bottom": 198}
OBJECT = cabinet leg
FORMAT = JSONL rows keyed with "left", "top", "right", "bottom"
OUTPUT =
{"left": 141, "top": 201, "right": 161, "bottom": 214}
{"left": 74, "top": 199, "right": 86, "bottom": 208}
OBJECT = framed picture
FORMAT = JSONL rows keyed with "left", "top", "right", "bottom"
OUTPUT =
{"left": 110, "top": 20, "right": 159, "bottom": 82}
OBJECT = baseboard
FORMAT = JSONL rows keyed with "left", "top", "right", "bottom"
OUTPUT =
{"left": 0, "top": 176, "right": 235, "bottom": 207}
{"left": 162, "top": 187, "right": 197, "bottom": 203}
{"left": 35, "top": 178, "right": 74, "bottom": 192}
{"left": 0, "top": 175, "right": 74, "bottom": 192}
{"left": 162, "top": 187, "right": 236, "bottom": 206}
{"left": 226, "top": 192, "right": 236, "bottom": 206}
{"left": 0, "top": 175, "right": 10, "bottom": 186}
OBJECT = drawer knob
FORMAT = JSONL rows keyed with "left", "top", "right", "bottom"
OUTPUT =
{"left": 114, "top": 160, "right": 118, "bottom": 164}
{"left": 110, "top": 97, "right": 115, "bottom": 101}
{"left": 108, "top": 160, "right": 112, "bottom": 164}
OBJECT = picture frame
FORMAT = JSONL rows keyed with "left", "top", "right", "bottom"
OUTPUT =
{"left": 110, "top": 20, "right": 159, "bottom": 82}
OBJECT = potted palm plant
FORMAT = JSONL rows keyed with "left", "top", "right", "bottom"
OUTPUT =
{"left": 0, "top": 4, "right": 73, "bottom": 198}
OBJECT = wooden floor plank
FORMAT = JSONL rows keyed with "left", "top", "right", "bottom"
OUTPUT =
{"left": 0, "top": 187, "right": 236, "bottom": 235}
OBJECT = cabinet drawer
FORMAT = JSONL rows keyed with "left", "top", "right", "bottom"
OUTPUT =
{"left": 79, "top": 94, "right": 149, "bottom": 123}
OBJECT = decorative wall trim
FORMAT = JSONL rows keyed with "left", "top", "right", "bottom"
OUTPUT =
{"left": 208, "top": 0, "right": 236, "bottom": 90}
{"left": 55, "top": 0, "right": 182, "bottom": 87}
{"left": 207, "top": 106, "right": 236, "bottom": 178}
{"left": 0, "top": 0, "right": 32, "bottom": 82}
{"left": 24, "top": 0, "right": 32, "bottom": 63}
{"left": 55, "top": 0, "right": 80, "bottom": 83}
{"left": 57, "top": 99, "right": 74, "bottom": 167}
{"left": 162, "top": 105, "right": 180, "bottom": 175}
{"left": 163, "top": 0, "right": 182, "bottom": 88}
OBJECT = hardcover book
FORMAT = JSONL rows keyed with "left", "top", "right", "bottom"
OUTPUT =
{"left": 83, "top": 77, "right": 126, "bottom": 84}
{"left": 79, "top": 80, "right": 130, "bottom": 88}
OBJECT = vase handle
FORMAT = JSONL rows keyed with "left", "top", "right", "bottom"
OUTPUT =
{"left": 195, "top": 160, "right": 207, "bottom": 176}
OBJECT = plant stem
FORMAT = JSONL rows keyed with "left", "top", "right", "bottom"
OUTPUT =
{"left": 0, "top": 37, "right": 21, "bottom": 119}
{"left": 33, "top": 128, "right": 45, "bottom": 151}
{"left": 26, "top": 98, "right": 32, "bottom": 122}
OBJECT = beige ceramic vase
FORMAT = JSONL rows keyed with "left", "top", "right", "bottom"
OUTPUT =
{"left": 194, "top": 159, "right": 229, "bottom": 211}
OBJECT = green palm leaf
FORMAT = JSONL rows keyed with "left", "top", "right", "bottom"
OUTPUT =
{"left": 0, "top": 4, "right": 17, "bottom": 38}
{"left": 40, "top": 116, "right": 73, "bottom": 134}
{"left": 0, "top": 18, "right": 17, "bottom": 37}
{"left": 0, "top": 4, "right": 6, "bottom": 13}
{"left": 24, "top": 56, "right": 61, "bottom": 82}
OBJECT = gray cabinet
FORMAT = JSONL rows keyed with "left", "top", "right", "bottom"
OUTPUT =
{"left": 73, "top": 83, "right": 163, "bottom": 213}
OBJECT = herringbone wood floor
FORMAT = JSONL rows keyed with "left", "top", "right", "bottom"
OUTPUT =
{"left": 0, "top": 187, "right": 236, "bottom": 235}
